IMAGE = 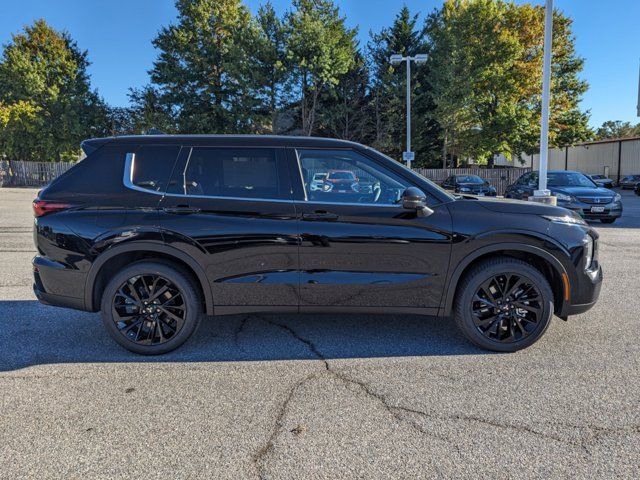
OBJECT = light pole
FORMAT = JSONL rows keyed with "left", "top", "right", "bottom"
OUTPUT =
{"left": 532, "top": 0, "right": 555, "bottom": 204}
{"left": 390, "top": 53, "right": 427, "bottom": 170}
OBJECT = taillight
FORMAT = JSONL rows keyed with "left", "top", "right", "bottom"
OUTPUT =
{"left": 32, "top": 199, "right": 73, "bottom": 217}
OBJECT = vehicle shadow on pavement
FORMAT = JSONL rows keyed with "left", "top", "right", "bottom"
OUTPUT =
{"left": 0, "top": 301, "right": 485, "bottom": 371}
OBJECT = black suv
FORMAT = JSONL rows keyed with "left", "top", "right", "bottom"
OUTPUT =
{"left": 33, "top": 135, "right": 602, "bottom": 354}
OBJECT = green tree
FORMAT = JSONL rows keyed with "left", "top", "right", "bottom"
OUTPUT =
{"left": 149, "top": 0, "right": 257, "bottom": 134}
{"left": 316, "top": 52, "right": 372, "bottom": 142}
{"left": 425, "top": 0, "right": 591, "bottom": 166}
{"left": 594, "top": 120, "right": 640, "bottom": 140}
{"left": 368, "top": 6, "right": 439, "bottom": 166}
{"left": 0, "top": 19, "right": 107, "bottom": 161}
{"left": 248, "top": 1, "right": 292, "bottom": 133}
{"left": 287, "top": 0, "right": 358, "bottom": 135}
{"left": 128, "top": 86, "right": 176, "bottom": 134}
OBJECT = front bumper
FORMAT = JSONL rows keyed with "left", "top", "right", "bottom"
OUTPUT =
{"left": 562, "top": 265, "right": 602, "bottom": 316}
{"left": 560, "top": 200, "right": 622, "bottom": 221}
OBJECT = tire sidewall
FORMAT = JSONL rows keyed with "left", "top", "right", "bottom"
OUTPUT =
{"left": 100, "top": 261, "right": 202, "bottom": 355}
{"left": 456, "top": 261, "right": 554, "bottom": 352}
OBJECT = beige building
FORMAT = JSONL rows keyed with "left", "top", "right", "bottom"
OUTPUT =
{"left": 492, "top": 137, "right": 640, "bottom": 181}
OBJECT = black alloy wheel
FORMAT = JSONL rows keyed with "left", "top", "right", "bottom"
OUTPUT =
{"left": 454, "top": 257, "right": 554, "bottom": 352}
{"left": 112, "top": 274, "right": 186, "bottom": 345}
{"left": 101, "top": 261, "right": 202, "bottom": 354}
{"left": 471, "top": 273, "right": 542, "bottom": 343}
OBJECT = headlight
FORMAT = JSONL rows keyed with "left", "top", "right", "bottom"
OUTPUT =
{"left": 584, "top": 236, "right": 594, "bottom": 270}
{"left": 614, "top": 193, "right": 621, "bottom": 202}
{"left": 555, "top": 193, "right": 573, "bottom": 202}
{"left": 459, "top": 187, "right": 470, "bottom": 192}
{"left": 323, "top": 184, "right": 332, "bottom": 191}
{"left": 542, "top": 214, "right": 587, "bottom": 226}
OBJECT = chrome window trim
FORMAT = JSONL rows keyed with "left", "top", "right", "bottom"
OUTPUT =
{"left": 123, "top": 148, "right": 403, "bottom": 208}
{"left": 162, "top": 191, "right": 295, "bottom": 204}
{"left": 123, "top": 152, "right": 164, "bottom": 196}
{"left": 294, "top": 200, "right": 402, "bottom": 209}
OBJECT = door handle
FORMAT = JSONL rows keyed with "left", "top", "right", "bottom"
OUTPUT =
{"left": 302, "top": 211, "right": 338, "bottom": 221}
{"left": 163, "top": 205, "right": 201, "bottom": 214}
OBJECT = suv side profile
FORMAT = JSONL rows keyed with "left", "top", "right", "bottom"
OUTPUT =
{"left": 33, "top": 135, "right": 602, "bottom": 354}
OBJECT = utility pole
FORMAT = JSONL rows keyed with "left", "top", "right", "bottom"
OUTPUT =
{"left": 390, "top": 53, "right": 428, "bottom": 170}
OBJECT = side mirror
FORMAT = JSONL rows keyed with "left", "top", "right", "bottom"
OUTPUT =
{"left": 402, "top": 187, "right": 434, "bottom": 217}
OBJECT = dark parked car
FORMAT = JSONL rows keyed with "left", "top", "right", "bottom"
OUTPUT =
{"left": 587, "top": 174, "right": 614, "bottom": 189}
{"left": 441, "top": 175, "right": 497, "bottom": 196}
{"left": 505, "top": 170, "right": 622, "bottom": 224}
{"left": 619, "top": 175, "right": 640, "bottom": 189}
{"left": 33, "top": 135, "right": 602, "bottom": 354}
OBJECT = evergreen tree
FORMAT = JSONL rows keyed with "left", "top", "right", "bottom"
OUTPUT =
{"left": 368, "top": 6, "right": 439, "bottom": 166}
{"left": 0, "top": 20, "right": 108, "bottom": 161}
{"left": 286, "top": 0, "right": 358, "bottom": 136}
{"left": 149, "top": 0, "right": 257, "bottom": 134}
{"left": 249, "top": 1, "right": 292, "bottom": 133}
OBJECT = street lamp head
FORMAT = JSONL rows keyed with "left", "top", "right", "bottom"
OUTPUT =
{"left": 414, "top": 53, "right": 428, "bottom": 64}
{"left": 389, "top": 54, "right": 403, "bottom": 65}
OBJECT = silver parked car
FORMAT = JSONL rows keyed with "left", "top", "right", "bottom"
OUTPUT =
{"left": 587, "top": 174, "right": 615, "bottom": 189}
{"left": 619, "top": 174, "right": 640, "bottom": 189}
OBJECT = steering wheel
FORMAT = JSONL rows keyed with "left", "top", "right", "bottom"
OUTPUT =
{"left": 372, "top": 183, "right": 382, "bottom": 203}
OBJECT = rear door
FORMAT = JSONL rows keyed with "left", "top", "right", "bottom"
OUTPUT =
{"left": 290, "top": 147, "right": 452, "bottom": 313}
{"left": 159, "top": 145, "right": 299, "bottom": 312}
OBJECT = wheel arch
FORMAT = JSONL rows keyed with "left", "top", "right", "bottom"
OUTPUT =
{"left": 84, "top": 241, "right": 214, "bottom": 315}
{"left": 441, "top": 243, "right": 570, "bottom": 318}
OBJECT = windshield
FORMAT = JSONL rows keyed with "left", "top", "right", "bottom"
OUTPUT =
{"left": 456, "top": 175, "right": 484, "bottom": 184}
{"left": 328, "top": 171, "right": 356, "bottom": 180}
{"left": 547, "top": 172, "right": 597, "bottom": 187}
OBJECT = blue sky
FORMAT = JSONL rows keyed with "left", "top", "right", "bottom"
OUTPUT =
{"left": 0, "top": 0, "right": 638, "bottom": 128}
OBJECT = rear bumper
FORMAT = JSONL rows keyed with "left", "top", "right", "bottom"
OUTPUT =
{"left": 33, "top": 255, "right": 88, "bottom": 311}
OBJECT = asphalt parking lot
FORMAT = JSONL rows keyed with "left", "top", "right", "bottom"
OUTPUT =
{"left": 0, "top": 187, "right": 638, "bottom": 479}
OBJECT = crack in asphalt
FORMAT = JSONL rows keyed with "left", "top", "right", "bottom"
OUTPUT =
{"left": 252, "top": 317, "right": 456, "bottom": 479}
{"left": 250, "top": 316, "right": 637, "bottom": 478}
{"left": 233, "top": 315, "right": 251, "bottom": 348}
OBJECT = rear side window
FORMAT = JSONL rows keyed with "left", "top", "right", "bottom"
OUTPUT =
{"left": 167, "top": 147, "right": 290, "bottom": 200}
{"left": 128, "top": 145, "right": 181, "bottom": 193}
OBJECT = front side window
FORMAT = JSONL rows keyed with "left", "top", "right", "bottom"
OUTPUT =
{"left": 129, "top": 145, "right": 181, "bottom": 193}
{"left": 167, "top": 147, "right": 290, "bottom": 200}
{"left": 297, "top": 149, "right": 411, "bottom": 205}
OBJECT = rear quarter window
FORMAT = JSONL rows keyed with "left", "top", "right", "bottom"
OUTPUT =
{"left": 128, "top": 145, "right": 181, "bottom": 193}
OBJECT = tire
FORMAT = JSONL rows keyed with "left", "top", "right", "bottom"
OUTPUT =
{"left": 453, "top": 257, "right": 554, "bottom": 352}
{"left": 600, "top": 218, "right": 616, "bottom": 224}
{"left": 101, "top": 260, "right": 202, "bottom": 354}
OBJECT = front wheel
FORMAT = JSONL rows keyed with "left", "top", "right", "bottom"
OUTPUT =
{"left": 100, "top": 261, "right": 202, "bottom": 354}
{"left": 453, "top": 258, "right": 554, "bottom": 352}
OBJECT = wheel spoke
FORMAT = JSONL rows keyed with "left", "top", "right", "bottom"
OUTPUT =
{"left": 470, "top": 273, "right": 543, "bottom": 343}
{"left": 112, "top": 274, "right": 186, "bottom": 346}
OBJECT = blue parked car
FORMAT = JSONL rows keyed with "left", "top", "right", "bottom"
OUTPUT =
{"left": 505, "top": 170, "right": 622, "bottom": 224}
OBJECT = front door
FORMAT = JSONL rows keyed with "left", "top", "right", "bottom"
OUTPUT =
{"left": 290, "top": 148, "right": 452, "bottom": 313}
{"left": 159, "top": 146, "right": 299, "bottom": 312}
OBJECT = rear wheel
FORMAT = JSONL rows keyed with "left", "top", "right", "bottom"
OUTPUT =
{"left": 453, "top": 258, "right": 554, "bottom": 352}
{"left": 100, "top": 261, "right": 202, "bottom": 354}
{"left": 600, "top": 218, "right": 616, "bottom": 224}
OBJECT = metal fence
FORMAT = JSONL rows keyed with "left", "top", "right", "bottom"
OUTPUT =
{"left": 415, "top": 167, "right": 532, "bottom": 195}
{"left": 0, "top": 160, "right": 75, "bottom": 187}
